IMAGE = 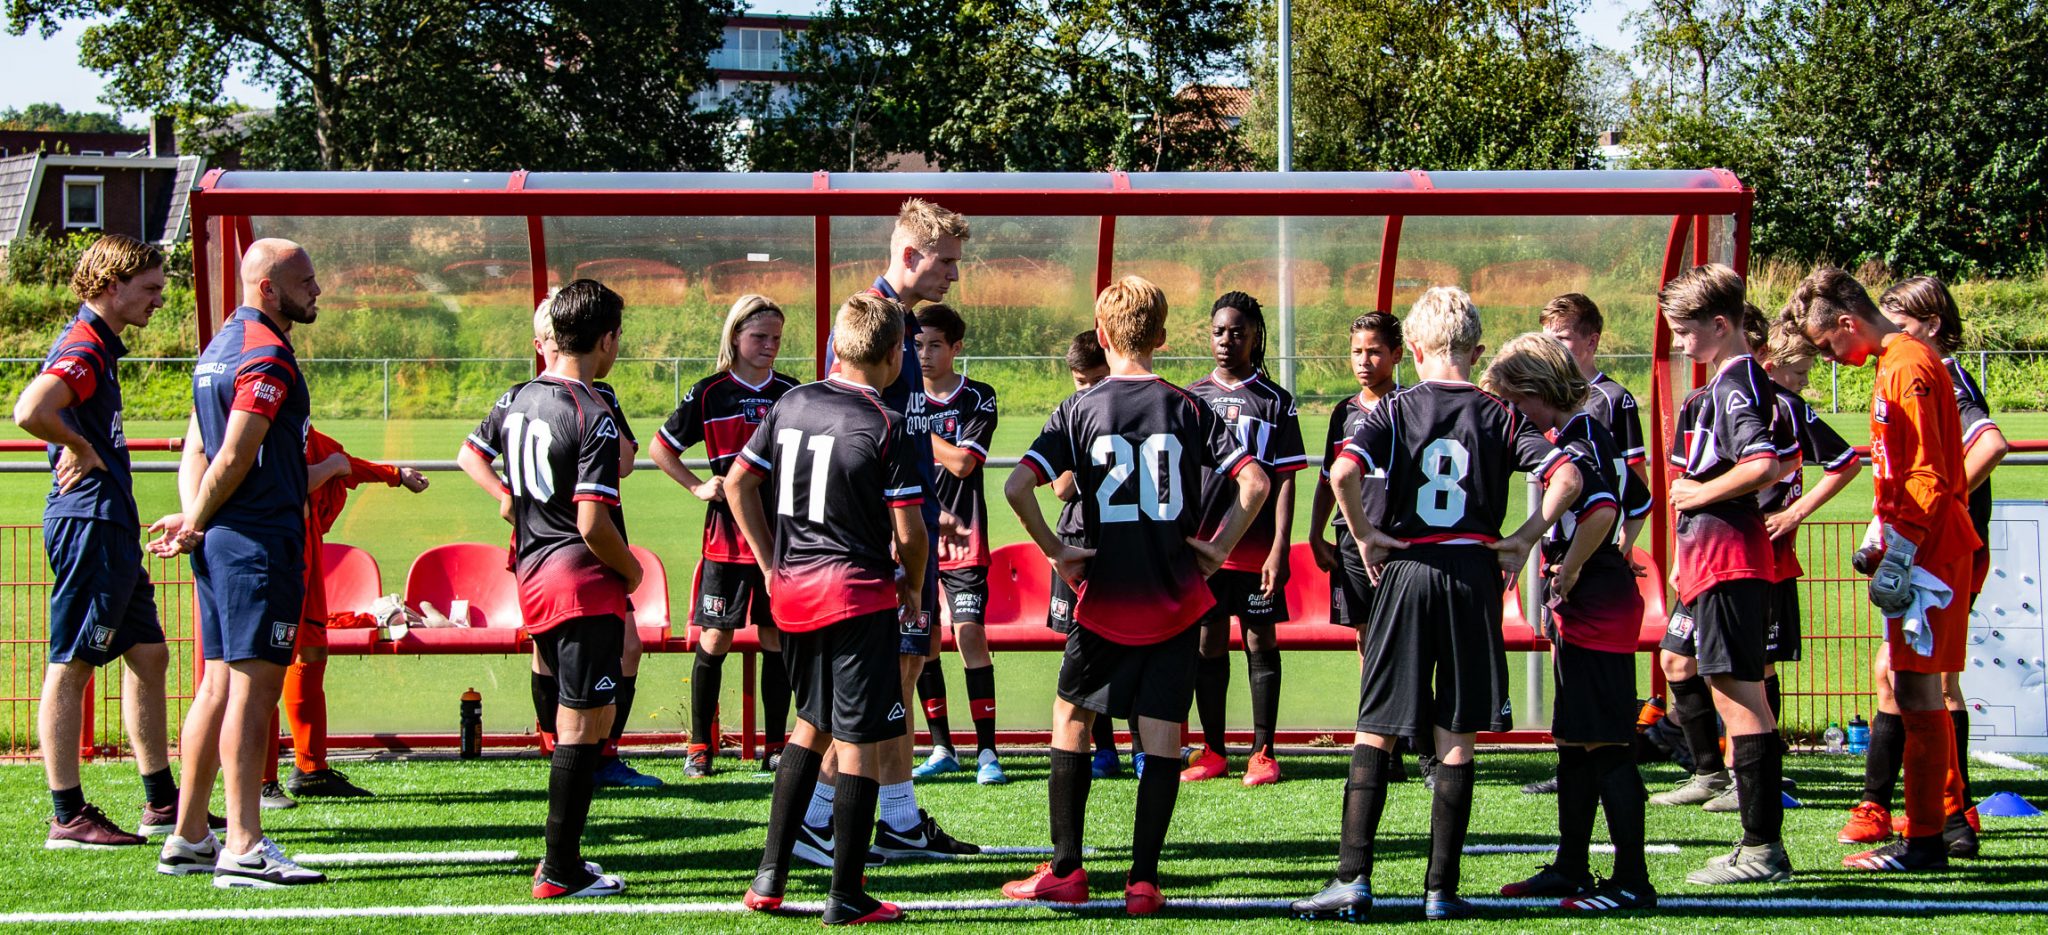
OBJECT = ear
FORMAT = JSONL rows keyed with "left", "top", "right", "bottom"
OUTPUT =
{"left": 901, "top": 243, "right": 922, "bottom": 270}
{"left": 1150, "top": 325, "right": 1167, "bottom": 351}
{"left": 1468, "top": 345, "right": 1486, "bottom": 369}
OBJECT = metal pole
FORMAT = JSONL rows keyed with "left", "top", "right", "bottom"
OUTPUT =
{"left": 1274, "top": 0, "right": 1297, "bottom": 391}
{"left": 1830, "top": 361, "right": 1839, "bottom": 413}
{"left": 1523, "top": 473, "right": 1545, "bottom": 726}
{"left": 382, "top": 359, "right": 391, "bottom": 421}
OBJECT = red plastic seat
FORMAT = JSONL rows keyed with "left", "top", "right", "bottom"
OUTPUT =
{"left": 628, "top": 545, "right": 671, "bottom": 646}
{"left": 404, "top": 543, "right": 523, "bottom": 630}
{"left": 984, "top": 542, "right": 1052, "bottom": 628}
{"left": 321, "top": 542, "right": 383, "bottom": 616}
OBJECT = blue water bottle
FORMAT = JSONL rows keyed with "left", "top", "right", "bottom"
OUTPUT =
{"left": 1846, "top": 714, "right": 1870, "bottom": 755}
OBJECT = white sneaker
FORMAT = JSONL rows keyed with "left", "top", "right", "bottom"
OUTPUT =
{"left": 157, "top": 833, "right": 221, "bottom": 876}
{"left": 212, "top": 837, "right": 327, "bottom": 888}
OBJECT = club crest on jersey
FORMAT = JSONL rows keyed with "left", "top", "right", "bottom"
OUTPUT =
{"left": 743, "top": 401, "right": 770, "bottom": 424}
{"left": 1224, "top": 403, "right": 1243, "bottom": 423}
{"left": 270, "top": 621, "right": 298, "bottom": 649}
{"left": 1049, "top": 597, "right": 1071, "bottom": 619}
{"left": 701, "top": 595, "right": 727, "bottom": 617}
{"left": 942, "top": 415, "right": 959, "bottom": 436}
{"left": 1873, "top": 396, "right": 1890, "bottom": 424}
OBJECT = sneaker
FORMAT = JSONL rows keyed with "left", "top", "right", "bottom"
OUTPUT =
{"left": 1521, "top": 775, "right": 1560, "bottom": 795}
{"left": 822, "top": 896, "right": 903, "bottom": 925}
{"left": 912, "top": 750, "right": 961, "bottom": 779}
{"left": 1132, "top": 751, "right": 1148, "bottom": 778}
{"left": 794, "top": 822, "right": 885, "bottom": 869}
{"left": 1840, "top": 801, "right": 1893, "bottom": 844}
{"left": 138, "top": 804, "right": 226, "bottom": 838}
{"left": 683, "top": 746, "right": 713, "bottom": 779}
{"left": 595, "top": 758, "right": 664, "bottom": 788}
{"left": 212, "top": 837, "right": 327, "bottom": 888}
{"left": 1243, "top": 748, "right": 1281, "bottom": 787}
{"left": 284, "top": 766, "right": 374, "bottom": 798}
{"left": 976, "top": 759, "right": 1009, "bottom": 786}
{"left": 157, "top": 833, "right": 222, "bottom": 875}
{"left": 1001, "top": 862, "right": 1089, "bottom": 902}
{"left": 533, "top": 869, "right": 626, "bottom": 898}
{"left": 764, "top": 749, "right": 784, "bottom": 774}
{"left": 872, "top": 809, "right": 981, "bottom": 858}
{"left": 1702, "top": 785, "right": 1741, "bottom": 813}
{"left": 1290, "top": 877, "right": 1371, "bottom": 921}
{"left": 1423, "top": 891, "right": 1475, "bottom": 921}
{"left": 1844, "top": 837, "right": 1948, "bottom": 872}
{"left": 260, "top": 781, "right": 297, "bottom": 810}
{"left": 1650, "top": 771, "right": 1731, "bottom": 807}
{"left": 1562, "top": 880, "right": 1657, "bottom": 911}
{"left": 1124, "top": 879, "right": 1164, "bottom": 916}
{"left": 1090, "top": 749, "right": 1122, "bottom": 779}
{"left": 1498, "top": 864, "right": 1593, "bottom": 898}
{"left": 45, "top": 805, "right": 146, "bottom": 850}
{"left": 532, "top": 858, "right": 605, "bottom": 883}
{"left": 1179, "top": 746, "right": 1227, "bottom": 782}
{"left": 743, "top": 877, "right": 784, "bottom": 912}
{"left": 1685, "top": 841, "right": 1793, "bottom": 885}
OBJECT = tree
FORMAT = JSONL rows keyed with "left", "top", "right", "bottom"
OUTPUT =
{"left": 6, "top": 1, "right": 739, "bottom": 171}
{"left": 0, "top": 102, "right": 132, "bottom": 133}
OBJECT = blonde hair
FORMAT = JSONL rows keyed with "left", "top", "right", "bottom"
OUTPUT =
{"left": 893, "top": 198, "right": 971, "bottom": 252}
{"left": 1094, "top": 275, "right": 1168, "bottom": 356}
{"left": 1482, "top": 333, "right": 1590, "bottom": 412}
{"left": 1765, "top": 317, "right": 1819, "bottom": 367}
{"left": 833, "top": 293, "right": 905, "bottom": 366}
{"left": 717, "top": 294, "right": 784, "bottom": 372}
{"left": 1405, "top": 286, "right": 1483, "bottom": 357}
{"left": 71, "top": 233, "right": 163, "bottom": 303}
{"left": 1660, "top": 263, "right": 1746, "bottom": 324}
{"left": 532, "top": 297, "right": 555, "bottom": 344}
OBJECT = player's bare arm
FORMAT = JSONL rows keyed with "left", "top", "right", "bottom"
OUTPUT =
{"left": 722, "top": 458, "right": 772, "bottom": 586}
{"left": 1620, "top": 516, "right": 1647, "bottom": 575}
{"left": 1327, "top": 455, "right": 1406, "bottom": 584}
{"left": 11, "top": 372, "right": 101, "bottom": 494}
{"left": 1190, "top": 462, "right": 1271, "bottom": 579}
{"left": 307, "top": 451, "right": 352, "bottom": 491}
{"left": 146, "top": 414, "right": 207, "bottom": 556}
{"left": 931, "top": 434, "right": 978, "bottom": 479}
{"left": 1667, "top": 456, "right": 1776, "bottom": 513}
{"left": 455, "top": 442, "right": 514, "bottom": 524}
{"left": 1548, "top": 501, "right": 1617, "bottom": 600}
{"left": 1307, "top": 474, "right": 1338, "bottom": 572}
{"left": 1492, "top": 460, "right": 1582, "bottom": 576}
{"left": 1004, "top": 463, "right": 1094, "bottom": 586}
{"left": 184, "top": 408, "right": 272, "bottom": 532}
{"left": 1765, "top": 457, "right": 1862, "bottom": 540}
{"left": 650, "top": 439, "right": 723, "bottom": 502}
{"left": 575, "top": 499, "right": 641, "bottom": 594}
{"left": 892, "top": 502, "right": 928, "bottom": 626}
{"left": 1259, "top": 474, "right": 1295, "bottom": 597}
{"left": 1963, "top": 424, "right": 2008, "bottom": 493}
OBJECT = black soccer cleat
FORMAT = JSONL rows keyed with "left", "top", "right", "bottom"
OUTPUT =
{"left": 1520, "top": 775, "right": 1560, "bottom": 795}
{"left": 1945, "top": 811, "right": 1981, "bottom": 859}
{"left": 871, "top": 809, "right": 980, "bottom": 858}
{"left": 1499, "top": 863, "right": 1593, "bottom": 898}
{"left": 1562, "top": 880, "right": 1657, "bottom": 911}
{"left": 285, "top": 767, "right": 374, "bottom": 798}
{"left": 1423, "top": 891, "right": 1475, "bottom": 921}
{"left": 1289, "top": 877, "right": 1371, "bottom": 922}
{"left": 683, "top": 748, "right": 713, "bottom": 779}
{"left": 1844, "top": 837, "right": 1949, "bottom": 872}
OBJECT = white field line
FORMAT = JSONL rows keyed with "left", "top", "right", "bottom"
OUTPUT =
{"left": 1971, "top": 750, "right": 2038, "bottom": 771}
{"left": 1465, "top": 843, "right": 1682, "bottom": 855}
{"left": 294, "top": 851, "right": 523, "bottom": 867}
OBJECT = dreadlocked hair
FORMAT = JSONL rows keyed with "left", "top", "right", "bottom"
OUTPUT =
{"left": 1212, "top": 290, "right": 1267, "bottom": 373}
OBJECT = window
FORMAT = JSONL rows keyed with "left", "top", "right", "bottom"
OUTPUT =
{"left": 63, "top": 177, "right": 103, "bottom": 229}
{"left": 716, "top": 27, "right": 786, "bottom": 71}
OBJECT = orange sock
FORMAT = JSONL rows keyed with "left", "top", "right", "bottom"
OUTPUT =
{"left": 264, "top": 708, "right": 282, "bottom": 784}
{"left": 1901, "top": 709, "right": 1954, "bottom": 839}
{"left": 283, "top": 658, "right": 328, "bottom": 773}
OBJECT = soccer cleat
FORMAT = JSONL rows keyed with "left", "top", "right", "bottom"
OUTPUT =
{"left": 743, "top": 878, "right": 784, "bottom": 912}
{"left": 1702, "top": 786, "right": 1741, "bottom": 813}
{"left": 1685, "top": 841, "right": 1793, "bottom": 885}
{"left": 1124, "top": 879, "right": 1164, "bottom": 916}
{"left": 1562, "top": 880, "right": 1657, "bottom": 911}
{"left": 976, "top": 759, "right": 1009, "bottom": 786}
{"left": 1290, "top": 877, "right": 1372, "bottom": 922}
{"left": 1243, "top": 748, "right": 1281, "bottom": 787}
{"left": 1418, "top": 754, "right": 1439, "bottom": 793}
{"left": 1946, "top": 812, "right": 1981, "bottom": 858}
{"left": 1845, "top": 838, "right": 1948, "bottom": 872}
{"left": 1521, "top": 775, "right": 1560, "bottom": 795}
{"left": 1840, "top": 802, "right": 1893, "bottom": 844}
{"left": 595, "top": 757, "right": 664, "bottom": 788}
{"left": 212, "top": 837, "right": 327, "bottom": 888}
{"left": 1892, "top": 808, "right": 1983, "bottom": 837}
{"left": 260, "top": 781, "right": 297, "bottom": 810}
{"left": 683, "top": 746, "right": 713, "bottom": 779}
{"left": 1131, "top": 751, "right": 1148, "bottom": 778}
{"left": 1423, "top": 891, "right": 1476, "bottom": 921}
{"left": 794, "top": 823, "right": 886, "bottom": 869}
{"left": 822, "top": 896, "right": 904, "bottom": 925}
{"left": 285, "top": 766, "right": 374, "bottom": 798}
{"left": 1001, "top": 862, "right": 1089, "bottom": 903}
{"left": 533, "top": 858, "right": 605, "bottom": 883}
{"left": 1179, "top": 746, "right": 1227, "bottom": 782}
{"left": 138, "top": 804, "right": 225, "bottom": 838}
{"left": 1090, "top": 749, "right": 1122, "bottom": 779}
{"left": 872, "top": 809, "right": 981, "bottom": 858}
{"left": 1498, "top": 864, "right": 1593, "bottom": 898}
{"left": 912, "top": 750, "right": 961, "bottom": 779}
{"left": 1965, "top": 806, "right": 1981, "bottom": 833}
{"left": 45, "top": 804, "right": 146, "bottom": 850}
{"left": 533, "top": 870, "right": 626, "bottom": 899}
{"left": 157, "top": 833, "right": 222, "bottom": 875}
{"left": 1649, "top": 771, "right": 1731, "bottom": 807}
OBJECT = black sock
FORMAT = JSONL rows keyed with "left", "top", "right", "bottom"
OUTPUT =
{"left": 1246, "top": 646, "right": 1281, "bottom": 753}
{"left": 1090, "top": 715, "right": 1117, "bottom": 757}
{"left": 607, "top": 676, "right": 636, "bottom": 749}
{"left": 1764, "top": 674, "right": 1781, "bottom": 722}
{"left": 1049, "top": 748, "right": 1092, "bottom": 876}
{"left": 1861, "top": 711, "right": 1905, "bottom": 808}
{"left": 1554, "top": 746, "right": 1597, "bottom": 879}
{"left": 691, "top": 649, "right": 724, "bottom": 749}
{"left": 1731, "top": 732, "right": 1782, "bottom": 847}
{"left": 830, "top": 774, "right": 881, "bottom": 905}
{"left": 917, "top": 666, "right": 954, "bottom": 755}
{"left": 543, "top": 742, "right": 604, "bottom": 883}
{"left": 1336, "top": 744, "right": 1391, "bottom": 882}
{"left": 1129, "top": 755, "right": 1181, "bottom": 885}
{"left": 755, "top": 744, "right": 823, "bottom": 892}
{"left": 1196, "top": 654, "right": 1229, "bottom": 754}
{"left": 1670, "top": 676, "right": 1724, "bottom": 775}
{"left": 1950, "top": 708, "right": 1971, "bottom": 805}
{"left": 51, "top": 785, "right": 85, "bottom": 824}
{"left": 964, "top": 665, "right": 998, "bottom": 757}
{"left": 762, "top": 648, "right": 791, "bottom": 748}
{"left": 140, "top": 767, "right": 177, "bottom": 810}
{"left": 1591, "top": 744, "right": 1649, "bottom": 886}
{"left": 531, "top": 671, "right": 559, "bottom": 736}
{"left": 1425, "top": 761, "right": 1476, "bottom": 895}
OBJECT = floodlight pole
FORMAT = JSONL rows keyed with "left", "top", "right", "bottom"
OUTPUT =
{"left": 1275, "top": 0, "right": 1296, "bottom": 391}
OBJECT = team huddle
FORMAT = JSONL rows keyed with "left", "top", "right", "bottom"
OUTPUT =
{"left": 17, "top": 199, "right": 2003, "bottom": 921}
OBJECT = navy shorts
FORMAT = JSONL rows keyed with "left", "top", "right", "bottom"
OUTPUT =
{"left": 44, "top": 517, "right": 163, "bottom": 667}
{"left": 899, "top": 526, "right": 940, "bottom": 657}
{"left": 192, "top": 525, "right": 306, "bottom": 666}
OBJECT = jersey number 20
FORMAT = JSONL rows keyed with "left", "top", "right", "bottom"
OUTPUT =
{"left": 1093, "top": 434, "right": 1183, "bottom": 522}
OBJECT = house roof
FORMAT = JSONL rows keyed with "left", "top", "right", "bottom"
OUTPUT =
{"left": 0, "top": 152, "right": 206, "bottom": 244}
{"left": 1178, "top": 84, "right": 1254, "bottom": 119}
{"left": 160, "top": 156, "right": 205, "bottom": 243}
{"left": 0, "top": 153, "right": 40, "bottom": 242}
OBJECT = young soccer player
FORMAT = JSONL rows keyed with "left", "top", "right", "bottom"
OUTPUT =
{"left": 1784, "top": 271, "right": 1980, "bottom": 871}
{"left": 735, "top": 294, "right": 929, "bottom": 925}
{"left": 999, "top": 275, "right": 1270, "bottom": 914}
{"left": 1292, "top": 287, "right": 1580, "bottom": 922}
{"left": 908, "top": 303, "right": 1008, "bottom": 785}
{"left": 1842, "top": 276, "right": 2003, "bottom": 854}
{"left": 650, "top": 295, "right": 799, "bottom": 779}
{"left": 1183, "top": 292, "right": 1306, "bottom": 786}
{"left": 1484, "top": 333, "right": 1656, "bottom": 912}
{"left": 1541, "top": 293, "right": 1649, "bottom": 491}
{"left": 1048, "top": 331, "right": 1131, "bottom": 778}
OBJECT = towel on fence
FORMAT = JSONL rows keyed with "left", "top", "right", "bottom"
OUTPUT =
{"left": 1897, "top": 567, "right": 1954, "bottom": 658}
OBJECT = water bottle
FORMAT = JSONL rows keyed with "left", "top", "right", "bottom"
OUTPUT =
{"left": 1846, "top": 714, "right": 1870, "bottom": 756}
{"left": 460, "top": 688, "right": 483, "bottom": 759}
{"left": 1823, "top": 722, "right": 1846, "bottom": 755}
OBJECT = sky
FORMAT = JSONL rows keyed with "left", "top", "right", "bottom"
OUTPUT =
{"left": 0, "top": 0, "right": 1641, "bottom": 124}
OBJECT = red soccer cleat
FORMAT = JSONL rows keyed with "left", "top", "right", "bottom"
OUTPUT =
{"left": 1243, "top": 748, "right": 1281, "bottom": 787}
{"left": 1002, "top": 862, "right": 1089, "bottom": 903}
{"left": 1125, "top": 879, "right": 1164, "bottom": 916}
{"left": 1840, "top": 802, "right": 1893, "bottom": 844}
{"left": 742, "top": 887, "right": 782, "bottom": 911}
{"left": 1179, "top": 747, "right": 1227, "bottom": 782}
{"left": 824, "top": 900, "right": 904, "bottom": 925}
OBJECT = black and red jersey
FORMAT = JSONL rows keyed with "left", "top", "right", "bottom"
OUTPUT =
{"left": 735, "top": 376, "right": 925, "bottom": 633}
{"left": 1586, "top": 372, "right": 1647, "bottom": 465}
{"left": 193, "top": 306, "right": 311, "bottom": 538}
{"left": 656, "top": 369, "right": 800, "bottom": 564}
{"left": 39, "top": 306, "right": 135, "bottom": 528}
{"left": 1335, "top": 380, "right": 1565, "bottom": 544}
{"left": 924, "top": 376, "right": 999, "bottom": 569}
{"left": 488, "top": 375, "right": 631, "bottom": 633}
{"left": 1322, "top": 386, "right": 1398, "bottom": 530}
{"left": 467, "top": 379, "right": 633, "bottom": 489}
{"left": 1946, "top": 357, "right": 1997, "bottom": 543}
{"left": 1189, "top": 372, "right": 1307, "bottom": 571}
{"left": 1022, "top": 374, "right": 1252, "bottom": 645}
{"left": 1541, "top": 412, "right": 1648, "bottom": 653}
{"left": 1761, "top": 387, "right": 1856, "bottom": 581}
{"left": 1668, "top": 355, "right": 1795, "bottom": 602}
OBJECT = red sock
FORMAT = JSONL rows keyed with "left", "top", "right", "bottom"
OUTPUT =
{"left": 1901, "top": 709, "right": 1954, "bottom": 839}
{"left": 265, "top": 708, "right": 282, "bottom": 784}
{"left": 283, "top": 658, "right": 328, "bottom": 773}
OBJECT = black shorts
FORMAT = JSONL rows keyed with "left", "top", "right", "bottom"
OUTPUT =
{"left": 693, "top": 560, "right": 772, "bottom": 631}
{"left": 534, "top": 614, "right": 624, "bottom": 710}
{"left": 1198, "top": 569, "right": 1288, "bottom": 629}
{"left": 1331, "top": 527, "right": 1377, "bottom": 628}
{"left": 1765, "top": 578, "right": 1801, "bottom": 663}
{"left": 1057, "top": 623, "right": 1200, "bottom": 723}
{"left": 192, "top": 524, "right": 305, "bottom": 667}
{"left": 1551, "top": 640, "right": 1638, "bottom": 745}
{"left": 939, "top": 565, "right": 989, "bottom": 625}
{"left": 786, "top": 610, "right": 907, "bottom": 744}
{"left": 1659, "top": 579, "right": 1770, "bottom": 681}
{"left": 43, "top": 517, "right": 163, "bottom": 667}
{"left": 1047, "top": 568, "right": 1079, "bottom": 634}
{"left": 1356, "top": 546, "right": 1512, "bottom": 736}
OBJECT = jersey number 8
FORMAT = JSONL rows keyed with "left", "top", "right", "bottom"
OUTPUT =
{"left": 1092, "top": 434, "right": 1183, "bottom": 523}
{"left": 1416, "top": 437, "right": 1470, "bottom": 526}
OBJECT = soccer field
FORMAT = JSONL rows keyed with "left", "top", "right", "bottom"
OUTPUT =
{"left": 2, "top": 750, "right": 2045, "bottom": 930}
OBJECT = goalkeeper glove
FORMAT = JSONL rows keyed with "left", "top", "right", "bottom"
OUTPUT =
{"left": 1867, "top": 525, "right": 1918, "bottom": 617}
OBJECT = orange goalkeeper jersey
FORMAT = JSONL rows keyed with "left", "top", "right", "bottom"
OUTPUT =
{"left": 1871, "top": 334, "right": 1981, "bottom": 558}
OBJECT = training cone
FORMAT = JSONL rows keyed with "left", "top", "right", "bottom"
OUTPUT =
{"left": 1976, "top": 791, "right": 2042, "bottom": 818}
{"left": 1782, "top": 791, "right": 1803, "bottom": 809}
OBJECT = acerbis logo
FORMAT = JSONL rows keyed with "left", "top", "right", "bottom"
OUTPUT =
{"left": 594, "top": 416, "right": 619, "bottom": 440}
{"left": 595, "top": 676, "right": 616, "bottom": 692}
{"left": 887, "top": 702, "right": 905, "bottom": 721}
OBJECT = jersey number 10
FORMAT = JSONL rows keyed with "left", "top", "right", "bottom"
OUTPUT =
{"left": 503, "top": 412, "right": 557, "bottom": 501}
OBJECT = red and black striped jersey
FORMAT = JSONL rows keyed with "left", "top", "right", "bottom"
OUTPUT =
{"left": 1761, "top": 386, "right": 1856, "bottom": 581}
{"left": 924, "top": 376, "right": 999, "bottom": 569}
{"left": 1189, "top": 372, "right": 1307, "bottom": 571}
{"left": 656, "top": 369, "right": 800, "bottom": 564}
{"left": 193, "top": 306, "right": 311, "bottom": 537}
{"left": 1586, "top": 372, "right": 1647, "bottom": 465}
{"left": 1021, "top": 374, "right": 1252, "bottom": 645}
{"left": 39, "top": 306, "right": 135, "bottom": 527}
{"left": 1668, "top": 355, "right": 1795, "bottom": 602}
{"left": 467, "top": 379, "right": 633, "bottom": 487}
{"left": 489, "top": 375, "right": 631, "bottom": 634}
{"left": 1335, "top": 380, "right": 1565, "bottom": 544}
{"left": 735, "top": 376, "right": 925, "bottom": 633}
{"left": 1321, "top": 385, "right": 1398, "bottom": 530}
{"left": 1945, "top": 357, "right": 1997, "bottom": 543}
